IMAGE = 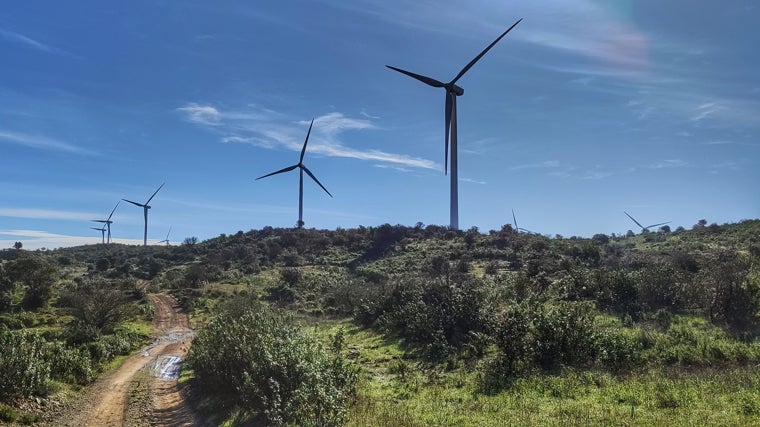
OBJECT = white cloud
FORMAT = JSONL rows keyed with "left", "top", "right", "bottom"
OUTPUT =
{"left": 177, "top": 105, "right": 437, "bottom": 170}
{"left": 509, "top": 160, "right": 560, "bottom": 171}
{"left": 0, "top": 130, "right": 96, "bottom": 155}
{"left": 460, "top": 177, "right": 486, "bottom": 185}
{"left": 0, "top": 207, "right": 97, "bottom": 221}
{"left": 645, "top": 159, "right": 687, "bottom": 169}
{"left": 308, "top": 112, "right": 375, "bottom": 136}
{"left": 0, "top": 229, "right": 144, "bottom": 250}
{"left": 176, "top": 103, "right": 221, "bottom": 125}
{"left": 0, "top": 28, "right": 60, "bottom": 54}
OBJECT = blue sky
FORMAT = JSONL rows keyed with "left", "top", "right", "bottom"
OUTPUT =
{"left": 1, "top": 1, "right": 758, "bottom": 249}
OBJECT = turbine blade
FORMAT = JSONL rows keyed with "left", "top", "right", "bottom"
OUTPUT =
{"left": 122, "top": 199, "right": 146, "bottom": 208}
{"left": 92, "top": 219, "right": 108, "bottom": 223}
{"left": 624, "top": 211, "right": 645, "bottom": 229}
{"left": 300, "top": 118, "right": 315, "bottom": 164}
{"left": 106, "top": 200, "right": 120, "bottom": 221}
{"left": 145, "top": 183, "right": 165, "bottom": 204}
{"left": 256, "top": 164, "right": 298, "bottom": 180}
{"left": 386, "top": 65, "right": 446, "bottom": 88}
{"left": 646, "top": 221, "right": 671, "bottom": 228}
{"left": 445, "top": 91, "right": 453, "bottom": 174}
{"left": 451, "top": 18, "right": 522, "bottom": 85}
{"left": 302, "top": 165, "right": 333, "bottom": 197}
{"left": 512, "top": 209, "right": 518, "bottom": 229}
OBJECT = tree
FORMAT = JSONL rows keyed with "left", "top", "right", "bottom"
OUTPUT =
{"left": 7, "top": 255, "right": 59, "bottom": 310}
{"left": 13, "top": 241, "right": 22, "bottom": 250}
{"left": 0, "top": 263, "right": 15, "bottom": 312}
{"left": 59, "top": 280, "right": 136, "bottom": 336}
{"left": 183, "top": 236, "right": 198, "bottom": 246}
{"left": 658, "top": 225, "right": 671, "bottom": 233}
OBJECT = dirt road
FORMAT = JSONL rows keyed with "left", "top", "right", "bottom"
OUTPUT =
{"left": 54, "top": 293, "right": 196, "bottom": 427}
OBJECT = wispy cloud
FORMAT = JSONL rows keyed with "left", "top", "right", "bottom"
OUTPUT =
{"left": 177, "top": 104, "right": 436, "bottom": 170}
{"left": 644, "top": 159, "right": 688, "bottom": 169}
{"left": 708, "top": 161, "right": 742, "bottom": 174}
{"left": 460, "top": 177, "right": 486, "bottom": 185}
{"left": 176, "top": 103, "right": 223, "bottom": 125}
{"left": 0, "top": 28, "right": 56, "bottom": 53}
{"left": 0, "top": 230, "right": 144, "bottom": 250}
{"left": 579, "top": 170, "right": 614, "bottom": 180}
{"left": 0, "top": 208, "right": 98, "bottom": 221}
{"left": 690, "top": 102, "right": 722, "bottom": 123}
{"left": 0, "top": 130, "right": 96, "bottom": 155}
{"left": 509, "top": 160, "right": 560, "bottom": 171}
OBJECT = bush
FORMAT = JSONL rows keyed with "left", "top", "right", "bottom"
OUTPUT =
{"left": 6, "top": 255, "right": 59, "bottom": 310}
{"left": 188, "top": 302, "right": 358, "bottom": 426}
{"left": 480, "top": 303, "right": 531, "bottom": 392}
{"left": 597, "top": 328, "right": 644, "bottom": 371}
{"left": 372, "top": 277, "right": 489, "bottom": 358}
{"left": 47, "top": 342, "right": 95, "bottom": 385}
{"left": 0, "top": 330, "right": 51, "bottom": 400}
{"left": 533, "top": 301, "right": 597, "bottom": 371}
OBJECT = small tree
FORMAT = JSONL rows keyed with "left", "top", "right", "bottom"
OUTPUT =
{"left": 13, "top": 241, "right": 22, "bottom": 250}
{"left": 7, "top": 255, "right": 59, "bottom": 310}
{"left": 0, "top": 264, "right": 14, "bottom": 312}
{"left": 183, "top": 236, "right": 198, "bottom": 246}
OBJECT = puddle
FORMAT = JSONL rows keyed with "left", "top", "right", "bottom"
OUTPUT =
{"left": 148, "top": 355, "right": 183, "bottom": 379}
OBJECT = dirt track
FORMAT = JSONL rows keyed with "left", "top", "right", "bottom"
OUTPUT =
{"left": 53, "top": 293, "right": 196, "bottom": 426}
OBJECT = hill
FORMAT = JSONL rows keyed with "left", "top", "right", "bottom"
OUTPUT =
{"left": 1, "top": 219, "right": 759, "bottom": 425}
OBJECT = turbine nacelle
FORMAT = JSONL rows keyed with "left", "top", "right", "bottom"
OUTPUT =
{"left": 447, "top": 84, "right": 464, "bottom": 96}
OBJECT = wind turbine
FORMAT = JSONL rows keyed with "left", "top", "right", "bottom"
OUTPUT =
{"left": 91, "top": 225, "right": 106, "bottom": 244}
{"left": 512, "top": 209, "right": 535, "bottom": 234}
{"left": 386, "top": 18, "right": 522, "bottom": 230}
{"left": 256, "top": 119, "right": 332, "bottom": 228}
{"left": 158, "top": 226, "right": 172, "bottom": 246}
{"left": 92, "top": 201, "right": 119, "bottom": 244}
{"left": 123, "top": 183, "right": 165, "bottom": 246}
{"left": 624, "top": 211, "right": 670, "bottom": 233}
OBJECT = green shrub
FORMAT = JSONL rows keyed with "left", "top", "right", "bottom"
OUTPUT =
{"left": 597, "top": 328, "right": 644, "bottom": 371}
{"left": 188, "top": 302, "right": 358, "bottom": 426}
{"left": 0, "top": 329, "right": 51, "bottom": 400}
{"left": 533, "top": 301, "right": 597, "bottom": 371}
{"left": 47, "top": 342, "right": 95, "bottom": 385}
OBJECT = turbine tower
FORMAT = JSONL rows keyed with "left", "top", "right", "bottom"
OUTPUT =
{"left": 256, "top": 119, "right": 332, "bottom": 228}
{"left": 123, "top": 183, "right": 165, "bottom": 246}
{"left": 92, "top": 201, "right": 119, "bottom": 244}
{"left": 386, "top": 19, "right": 522, "bottom": 230}
{"left": 624, "top": 211, "right": 670, "bottom": 233}
{"left": 91, "top": 225, "right": 106, "bottom": 244}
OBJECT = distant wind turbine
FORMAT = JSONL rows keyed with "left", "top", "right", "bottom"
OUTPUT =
{"left": 158, "top": 226, "right": 172, "bottom": 246}
{"left": 91, "top": 225, "right": 106, "bottom": 244}
{"left": 512, "top": 209, "right": 535, "bottom": 234}
{"left": 123, "top": 183, "right": 165, "bottom": 246}
{"left": 92, "top": 201, "right": 119, "bottom": 244}
{"left": 386, "top": 18, "right": 522, "bottom": 230}
{"left": 624, "top": 211, "right": 670, "bottom": 233}
{"left": 256, "top": 119, "right": 332, "bottom": 228}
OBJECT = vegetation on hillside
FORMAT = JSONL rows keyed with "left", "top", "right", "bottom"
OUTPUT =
{"left": 1, "top": 218, "right": 758, "bottom": 424}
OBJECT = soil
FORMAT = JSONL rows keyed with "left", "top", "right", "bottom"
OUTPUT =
{"left": 44, "top": 293, "right": 197, "bottom": 427}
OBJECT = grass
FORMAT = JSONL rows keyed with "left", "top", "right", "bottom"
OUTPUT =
{"left": 300, "top": 315, "right": 760, "bottom": 426}
{"left": 347, "top": 367, "right": 760, "bottom": 426}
